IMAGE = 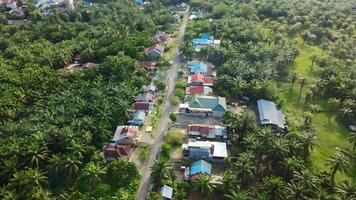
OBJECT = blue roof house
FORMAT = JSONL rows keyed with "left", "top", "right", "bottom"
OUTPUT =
{"left": 188, "top": 61, "right": 208, "bottom": 75}
{"left": 192, "top": 34, "right": 213, "bottom": 52}
{"left": 257, "top": 99, "right": 286, "bottom": 132}
{"left": 134, "top": 0, "right": 142, "bottom": 5}
{"left": 128, "top": 111, "right": 146, "bottom": 125}
{"left": 190, "top": 160, "right": 212, "bottom": 177}
{"left": 199, "top": 34, "right": 212, "bottom": 39}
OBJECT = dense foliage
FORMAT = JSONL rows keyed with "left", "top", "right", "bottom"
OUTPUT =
{"left": 0, "top": 1, "right": 174, "bottom": 199}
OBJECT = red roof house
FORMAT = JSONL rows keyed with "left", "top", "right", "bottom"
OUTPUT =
{"left": 188, "top": 72, "right": 214, "bottom": 86}
{"left": 185, "top": 85, "right": 213, "bottom": 95}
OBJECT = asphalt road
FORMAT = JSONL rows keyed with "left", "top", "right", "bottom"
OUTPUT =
{"left": 135, "top": 7, "right": 190, "bottom": 200}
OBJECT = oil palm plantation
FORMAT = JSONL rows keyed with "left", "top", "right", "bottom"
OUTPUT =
{"left": 348, "top": 132, "right": 356, "bottom": 151}
{"left": 192, "top": 174, "right": 215, "bottom": 196}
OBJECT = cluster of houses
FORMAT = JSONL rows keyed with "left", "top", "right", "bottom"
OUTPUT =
{"left": 102, "top": 30, "right": 171, "bottom": 163}
{"left": 36, "top": 0, "right": 74, "bottom": 15}
{"left": 179, "top": 60, "right": 226, "bottom": 117}
{"left": 1, "top": 0, "right": 28, "bottom": 25}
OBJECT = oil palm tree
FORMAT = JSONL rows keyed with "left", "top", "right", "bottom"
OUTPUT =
{"left": 302, "top": 129, "right": 318, "bottom": 157}
{"left": 192, "top": 174, "right": 215, "bottom": 196}
{"left": 224, "top": 189, "right": 251, "bottom": 200}
{"left": 25, "top": 142, "right": 49, "bottom": 168}
{"left": 326, "top": 152, "right": 350, "bottom": 186}
{"left": 0, "top": 159, "right": 18, "bottom": 184}
{"left": 284, "top": 180, "right": 309, "bottom": 200}
{"left": 328, "top": 98, "right": 340, "bottom": 112}
{"left": 335, "top": 180, "right": 356, "bottom": 200}
{"left": 150, "top": 158, "right": 174, "bottom": 188}
{"left": 348, "top": 132, "right": 356, "bottom": 152}
{"left": 219, "top": 171, "right": 237, "bottom": 194}
{"left": 79, "top": 162, "right": 106, "bottom": 190}
{"left": 233, "top": 151, "right": 256, "bottom": 185}
{"left": 261, "top": 176, "right": 285, "bottom": 200}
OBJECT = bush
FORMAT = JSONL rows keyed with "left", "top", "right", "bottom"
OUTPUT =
{"left": 164, "top": 128, "right": 184, "bottom": 146}
{"left": 169, "top": 112, "right": 177, "bottom": 122}
{"left": 160, "top": 143, "right": 171, "bottom": 160}
{"left": 174, "top": 88, "right": 185, "bottom": 100}
{"left": 175, "top": 81, "right": 188, "bottom": 90}
{"left": 170, "top": 96, "right": 180, "bottom": 105}
{"left": 154, "top": 79, "right": 166, "bottom": 91}
{"left": 139, "top": 145, "right": 150, "bottom": 162}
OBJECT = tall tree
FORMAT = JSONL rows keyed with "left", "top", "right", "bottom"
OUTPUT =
{"left": 79, "top": 162, "right": 106, "bottom": 190}
{"left": 328, "top": 98, "right": 340, "bottom": 112}
{"left": 192, "top": 174, "right": 215, "bottom": 196}
{"left": 261, "top": 176, "right": 285, "bottom": 200}
{"left": 326, "top": 152, "right": 350, "bottom": 186}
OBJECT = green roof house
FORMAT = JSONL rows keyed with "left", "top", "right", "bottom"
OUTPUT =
{"left": 180, "top": 95, "right": 227, "bottom": 117}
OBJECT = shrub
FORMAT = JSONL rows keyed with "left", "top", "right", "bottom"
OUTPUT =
{"left": 170, "top": 96, "right": 180, "bottom": 105}
{"left": 175, "top": 81, "right": 188, "bottom": 90}
{"left": 169, "top": 112, "right": 177, "bottom": 122}
{"left": 164, "top": 128, "right": 184, "bottom": 146}
{"left": 160, "top": 143, "right": 171, "bottom": 160}
{"left": 154, "top": 79, "right": 166, "bottom": 91}
{"left": 174, "top": 88, "right": 185, "bottom": 100}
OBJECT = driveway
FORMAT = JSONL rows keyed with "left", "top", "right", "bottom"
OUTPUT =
{"left": 135, "top": 6, "right": 190, "bottom": 200}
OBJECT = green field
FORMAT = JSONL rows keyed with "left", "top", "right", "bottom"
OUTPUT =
{"left": 275, "top": 38, "right": 355, "bottom": 182}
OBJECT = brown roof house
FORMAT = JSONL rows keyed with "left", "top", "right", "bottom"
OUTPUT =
{"left": 144, "top": 44, "right": 165, "bottom": 58}
{"left": 188, "top": 124, "right": 227, "bottom": 139}
{"left": 111, "top": 126, "right": 140, "bottom": 145}
{"left": 103, "top": 144, "right": 133, "bottom": 162}
{"left": 134, "top": 102, "right": 154, "bottom": 113}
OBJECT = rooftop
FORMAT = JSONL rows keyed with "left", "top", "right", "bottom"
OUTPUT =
{"left": 257, "top": 99, "right": 286, "bottom": 129}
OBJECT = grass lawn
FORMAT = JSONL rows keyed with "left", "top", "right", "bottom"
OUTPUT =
{"left": 275, "top": 37, "right": 356, "bottom": 182}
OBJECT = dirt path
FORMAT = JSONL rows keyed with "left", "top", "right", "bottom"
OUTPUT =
{"left": 135, "top": 6, "right": 190, "bottom": 200}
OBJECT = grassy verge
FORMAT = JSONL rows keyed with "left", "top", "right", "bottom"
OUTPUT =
{"left": 275, "top": 37, "right": 355, "bottom": 181}
{"left": 139, "top": 145, "right": 151, "bottom": 162}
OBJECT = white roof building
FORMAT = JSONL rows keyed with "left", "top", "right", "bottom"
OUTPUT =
{"left": 161, "top": 185, "right": 173, "bottom": 199}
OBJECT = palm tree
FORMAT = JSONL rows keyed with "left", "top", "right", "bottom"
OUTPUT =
{"left": 309, "top": 104, "right": 321, "bottom": 114}
{"left": 26, "top": 142, "right": 49, "bottom": 168}
{"left": 328, "top": 98, "right": 340, "bottom": 112}
{"left": 239, "top": 110, "right": 256, "bottom": 131}
{"left": 224, "top": 189, "right": 251, "bottom": 200}
{"left": 192, "top": 174, "right": 215, "bottom": 196}
{"left": 261, "top": 176, "right": 285, "bottom": 200}
{"left": 302, "top": 129, "right": 318, "bottom": 157}
{"left": 292, "top": 169, "right": 320, "bottom": 193}
{"left": 326, "top": 152, "right": 350, "bottom": 186}
{"left": 79, "top": 162, "right": 106, "bottom": 190}
{"left": 284, "top": 181, "right": 309, "bottom": 200}
{"left": 0, "top": 159, "right": 18, "bottom": 184}
{"left": 290, "top": 72, "right": 298, "bottom": 87}
{"left": 348, "top": 132, "right": 356, "bottom": 151}
{"left": 281, "top": 157, "right": 304, "bottom": 180}
{"left": 233, "top": 151, "right": 256, "bottom": 185}
{"left": 48, "top": 154, "right": 63, "bottom": 176}
{"left": 339, "top": 107, "right": 352, "bottom": 120}
{"left": 309, "top": 55, "right": 318, "bottom": 68}
{"left": 298, "top": 78, "right": 308, "bottom": 95}
{"left": 335, "top": 180, "right": 356, "bottom": 200}
{"left": 303, "top": 111, "right": 313, "bottom": 125}
{"left": 219, "top": 171, "right": 237, "bottom": 194}
{"left": 63, "top": 154, "right": 82, "bottom": 187}
{"left": 150, "top": 159, "right": 174, "bottom": 188}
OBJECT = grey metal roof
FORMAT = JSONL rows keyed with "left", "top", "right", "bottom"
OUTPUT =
{"left": 257, "top": 99, "right": 285, "bottom": 129}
